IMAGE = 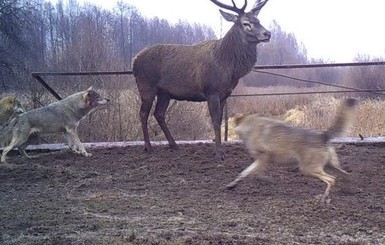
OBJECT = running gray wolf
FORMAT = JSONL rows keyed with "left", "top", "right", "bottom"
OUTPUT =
{"left": 0, "top": 87, "right": 109, "bottom": 163}
{"left": 0, "top": 96, "right": 25, "bottom": 126}
{"left": 226, "top": 98, "right": 358, "bottom": 203}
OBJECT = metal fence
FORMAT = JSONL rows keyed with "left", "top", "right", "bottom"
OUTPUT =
{"left": 31, "top": 61, "right": 385, "bottom": 141}
{"left": 32, "top": 61, "right": 385, "bottom": 99}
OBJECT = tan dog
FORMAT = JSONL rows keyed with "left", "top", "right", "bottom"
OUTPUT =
{"left": 1, "top": 88, "right": 109, "bottom": 163}
{"left": 0, "top": 96, "right": 25, "bottom": 126}
{"left": 227, "top": 98, "right": 358, "bottom": 203}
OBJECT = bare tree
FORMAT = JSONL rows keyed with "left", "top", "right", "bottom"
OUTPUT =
{"left": 133, "top": 0, "right": 271, "bottom": 159}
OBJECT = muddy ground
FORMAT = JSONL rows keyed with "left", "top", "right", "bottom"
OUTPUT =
{"left": 1, "top": 142, "right": 385, "bottom": 244}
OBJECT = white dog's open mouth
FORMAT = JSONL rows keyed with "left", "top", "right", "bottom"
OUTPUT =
{"left": 98, "top": 99, "right": 109, "bottom": 105}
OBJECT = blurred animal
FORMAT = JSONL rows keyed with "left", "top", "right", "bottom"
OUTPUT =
{"left": 0, "top": 96, "right": 25, "bottom": 127}
{"left": 133, "top": 0, "right": 271, "bottom": 159}
{"left": 1, "top": 87, "right": 109, "bottom": 163}
{"left": 226, "top": 98, "right": 358, "bottom": 203}
{"left": 0, "top": 96, "right": 25, "bottom": 156}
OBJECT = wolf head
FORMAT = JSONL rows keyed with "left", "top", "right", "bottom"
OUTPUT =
{"left": 1, "top": 96, "right": 25, "bottom": 113}
{"left": 82, "top": 87, "right": 109, "bottom": 108}
{"left": 0, "top": 96, "right": 25, "bottom": 126}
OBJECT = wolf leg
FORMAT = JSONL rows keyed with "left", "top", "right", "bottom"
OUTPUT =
{"left": 301, "top": 161, "right": 336, "bottom": 203}
{"left": 312, "top": 171, "right": 336, "bottom": 203}
{"left": 1, "top": 134, "right": 29, "bottom": 163}
{"left": 1, "top": 144, "right": 14, "bottom": 163}
{"left": 18, "top": 146, "right": 30, "bottom": 158}
{"left": 18, "top": 134, "right": 44, "bottom": 159}
{"left": 327, "top": 147, "right": 359, "bottom": 194}
{"left": 226, "top": 158, "right": 267, "bottom": 189}
{"left": 64, "top": 132, "right": 77, "bottom": 153}
{"left": 65, "top": 129, "right": 91, "bottom": 157}
{"left": 328, "top": 147, "right": 350, "bottom": 177}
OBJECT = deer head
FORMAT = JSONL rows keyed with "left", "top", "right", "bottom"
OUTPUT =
{"left": 210, "top": 0, "right": 271, "bottom": 44}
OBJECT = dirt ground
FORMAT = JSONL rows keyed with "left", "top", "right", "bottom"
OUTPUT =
{"left": 1, "top": 142, "right": 385, "bottom": 245}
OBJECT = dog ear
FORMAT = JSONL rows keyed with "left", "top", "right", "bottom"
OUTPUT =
{"left": 82, "top": 87, "right": 93, "bottom": 103}
{"left": 82, "top": 91, "right": 91, "bottom": 104}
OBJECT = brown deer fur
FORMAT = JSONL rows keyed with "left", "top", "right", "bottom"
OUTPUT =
{"left": 133, "top": 0, "right": 271, "bottom": 159}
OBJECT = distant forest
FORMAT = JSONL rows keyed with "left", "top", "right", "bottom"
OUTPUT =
{"left": 1, "top": 0, "right": 384, "bottom": 94}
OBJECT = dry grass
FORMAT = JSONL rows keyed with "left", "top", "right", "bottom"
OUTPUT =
{"left": 354, "top": 99, "right": 385, "bottom": 136}
{"left": 226, "top": 85, "right": 385, "bottom": 139}
{"left": 16, "top": 84, "right": 385, "bottom": 143}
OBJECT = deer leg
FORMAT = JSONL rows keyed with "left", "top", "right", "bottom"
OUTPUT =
{"left": 154, "top": 94, "right": 178, "bottom": 150}
{"left": 207, "top": 95, "right": 224, "bottom": 160}
{"left": 139, "top": 94, "right": 156, "bottom": 153}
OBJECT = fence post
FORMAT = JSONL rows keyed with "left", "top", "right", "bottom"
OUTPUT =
{"left": 224, "top": 102, "right": 228, "bottom": 142}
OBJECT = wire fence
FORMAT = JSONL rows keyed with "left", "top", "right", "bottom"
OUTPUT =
{"left": 32, "top": 61, "right": 385, "bottom": 100}
{"left": 31, "top": 61, "right": 385, "bottom": 141}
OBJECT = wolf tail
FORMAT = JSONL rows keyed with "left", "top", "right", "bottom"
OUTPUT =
{"left": 323, "top": 98, "right": 358, "bottom": 142}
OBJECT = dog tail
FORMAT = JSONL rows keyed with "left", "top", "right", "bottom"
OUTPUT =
{"left": 323, "top": 98, "right": 358, "bottom": 141}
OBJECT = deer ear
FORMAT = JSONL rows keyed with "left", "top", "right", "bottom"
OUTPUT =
{"left": 219, "top": 9, "right": 237, "bottom": 23}
{"left": 86, "top": 86, "right": 93, "bottom": 91}
{"left": 250, "top": 0, "right": 268, "bottom": 17}
{"left": 252, "top": 9, "right": 261, "bottom": 17}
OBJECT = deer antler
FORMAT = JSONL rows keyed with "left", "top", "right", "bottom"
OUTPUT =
{"left": 250, "top": 0, "right": 268, "bottom": 14}
{"left": 210, "top": 0, "right": 247, "bottom": 15}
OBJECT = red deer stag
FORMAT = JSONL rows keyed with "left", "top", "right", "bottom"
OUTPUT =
{"left": 133, "top": 0, "right": 271, "bottom": 159}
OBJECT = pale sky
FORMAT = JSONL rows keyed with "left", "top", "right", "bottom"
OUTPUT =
{"left": 54, "top": 0, "right": 385, "bottom": 62}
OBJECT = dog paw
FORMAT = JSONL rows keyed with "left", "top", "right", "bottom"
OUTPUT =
{"left": 83, "top": 152, "right": 92, "bottom": 157}
{"left": 314, "top": 194, "right": 331, "bottom": 204}
{"left": 26, "top": 154, "right": 40, "bottom": 159}
{"left": 226, "top": 182, "right": 237, "bottom": 190}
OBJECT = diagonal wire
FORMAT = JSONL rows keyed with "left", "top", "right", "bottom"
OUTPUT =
{"left": 230, "top": 89, "right": 385, "bottom": 97}
{"left": 252, "top": 69, "right": 385, "bottom": 96}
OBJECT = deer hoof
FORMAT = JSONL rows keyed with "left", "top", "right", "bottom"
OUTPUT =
{"left": 169, "top": 143, "right": 180, "bottom": 150}
{"left": 226, "top": 182, "right": 237, "bottom": 190}
{"left": 144, "top": 145, "right": 154, "bottom": 154}
{"left": 215, "top": 151, "right": 225, "bottom": 161}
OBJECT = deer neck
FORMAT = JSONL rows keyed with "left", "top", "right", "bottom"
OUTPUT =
{"left": 213, "top": 26, "right": 258, "bottom": 80}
